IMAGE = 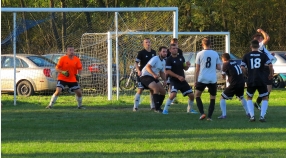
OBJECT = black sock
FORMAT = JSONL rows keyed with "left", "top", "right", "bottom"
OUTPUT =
{"left": 208, "top": 99, "right": 215, "bottom": 118}
{"left": 153, "top": 94, "right": 161, "bottom": 110}
{"left": 256, "top": 97, "right": 262, "bottom": 104}
{"left": 196, "top": 97, "right": 204, "bottom": 114}
{"left": 159, "top": 95, "right": 165, "bottom": 109}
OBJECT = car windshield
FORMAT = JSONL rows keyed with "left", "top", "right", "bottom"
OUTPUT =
{"left": 27, "top": 56, "right": 56, "bottom": 67}
{"left": 278, "top": 53, "right": 286, "bottom": 62}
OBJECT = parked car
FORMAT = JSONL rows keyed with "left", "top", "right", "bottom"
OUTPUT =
{"left": 183, "top": 52, "right": 241, "bottom": 86}
{"left": 43, "top": 53, "right": 117, "bottom": 88}
{"left": 1, "top": 54, "right": 58, "bottom": 96}
{"left": 271, "top": 51, "right": 286, "bottom": 88}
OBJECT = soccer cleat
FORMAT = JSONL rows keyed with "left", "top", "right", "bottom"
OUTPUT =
{"left": 133, "top": 108, "right": 138, "bottom": 112}
{"left": 162, "top": 110, "right": 168, "bottom": 114}
{"left": 218, "top": 115, "right": 226, "bottom": 119}
{"left": 190, "top": 109, "right": 198, "bottom": 114}
{"left": 46, "top": 105, "right": 52, "bottom": 109}
{"left": 154, "top": 109, "right": 163, "bottom": 113}
{"left": 171, "top": 100, "right": 178, "bottom": 105}
{"left": 249, "top": 116, "right": 255, "bottom": 122}
{"left": 199, "top": 114, "right": 206, "bottom": 120}
{"left": 246, "top": 113, "right": 251, "bottom": 118}
{"left": 77, "top": 106, "right": 86, "bottom": 109}
{"left": 150, "top": 107, "right": 155, "bottom": 111}
{"left": 259, "top": 116, "right": 266, "bottom": 122}
{"left": 207, "top": 118, "right": 213, "bottom": 121}
{"left": 254, "top": 102, "right": 261, "bottom": 111}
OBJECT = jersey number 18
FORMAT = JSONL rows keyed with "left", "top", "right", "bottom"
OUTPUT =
{"left": 250, "top": 58, "right": 261, "bottom": 69}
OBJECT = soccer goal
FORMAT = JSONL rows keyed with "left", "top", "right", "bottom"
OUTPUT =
{"left": 80, "top": 31, "right": 230, "bottom": 100}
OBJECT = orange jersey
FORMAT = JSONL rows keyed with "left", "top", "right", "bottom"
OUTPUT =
{"left": 56, "top": 55, "right": 82, "bottom": 82}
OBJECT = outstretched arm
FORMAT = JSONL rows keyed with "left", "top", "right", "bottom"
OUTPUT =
{"left": 257, "top": 29, "right": 270, "bottom": 45}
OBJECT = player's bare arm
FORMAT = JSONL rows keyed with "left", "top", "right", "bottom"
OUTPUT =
{"left": 146, "top": 64, "right": 158, "bottom": 79}
{"left": 216, "top": 63, "right": 221, "bottom": 70}
{"left": 166, "top": 70, "right": 184, "bottom": 82}
{"left": 194, "top": 64, "right": 200, "bottom": 85}
{"left": 268, "top": 64, "right": 274, "bottom": 80}
{"left": 135, "top": 62, "right": 141, "bottom": 76}
{"left": 257, "top": 28, "right": 270, "bottom": 45}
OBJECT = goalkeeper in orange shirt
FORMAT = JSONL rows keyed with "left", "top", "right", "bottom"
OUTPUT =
{"left": 46, "top": 46, "right": 85, "bottom": 109}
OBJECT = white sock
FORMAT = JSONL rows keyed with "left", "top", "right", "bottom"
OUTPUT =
{"left": 261, "top": 100, "right": 268, "bottom": 118}
{"left": 220, "top": 99, "right": 226, "bottom": 116}
{"left": 49, "top": 94, "right": 58, "bottom": 106}
{"left": 76, "top": 96, "right": 82, "bottom": 107}
{"left": 150, "top": 93, "right": 155, "bottom": 108}
{"left": 240, "top": 98, "right": 249, "bottom": 115}
{"left": 163, "top": 98, "right": 173, "bottom": 111}
{"left": 188, "top": 99, "right": 194, "bottom": 110}
{"left": 247, "top": 100, "right": 254, "bottom": 117}
{"left": 134, "top": 93, "right": 140, "bottom": 108}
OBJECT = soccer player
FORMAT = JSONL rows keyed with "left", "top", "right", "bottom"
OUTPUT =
{"left": 162, "top": 44, "right": 197, "bottom": 114}
{"left": 195, "top": 38, "right": 221, "bottom": 121}
{"left": 252, "top": 29, "right": 276, "bottom": 110}
{"left": 140, "top": 46, "right": 167, "bottom": 112}
{"left": 218, "top": 53, "right": 249, "bottom": 119}
{"left": 133, "top": 38, "right": 156, "bottom": 111}
{"left": 166, "top": 38, "right": 183, "bottom": 105}
{"left": 241, "top": 40, "right": 274, "bottom": 122}
{"left": 46, "top": 46, "right": 84, "bottom": 109}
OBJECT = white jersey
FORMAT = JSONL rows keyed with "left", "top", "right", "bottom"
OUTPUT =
{"left": 141, "top": 56, "right": 166, "bottom": 77}
{"left": 195, "top": 50, "right": 221, "bottom": 84}
{"left": 259, "top": 42, "right": 276, "bottom": 63}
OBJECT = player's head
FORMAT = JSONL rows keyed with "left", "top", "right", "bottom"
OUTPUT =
{"left": 170, "top": 38, "right": 178, "bottom": 45}
{"left": 66, "top": 46, "right": 75, "bottom": 56}
{"left": 143, "top": 38, "right": 151, "bottom": 50}
{"left": 221, "top": 53, "right": 230, "bottom": 62}
{"left": 253, "top": 33, "right": 263, "bottom": 42}
{"left": 169, "top": 43, "right": 178, "bottom": 55}
{"left": 158, "top": 46, "right": 168, "bottom": 59}
{"left": 250, "top": 40, "right": 260, "bottom": 49}
{"left": 201, "top": 38, "right": 211, "bottom": 48}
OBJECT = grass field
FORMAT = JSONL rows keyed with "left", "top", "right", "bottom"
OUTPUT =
{"left": 1, "top": 89, "right": 286, "bottom": 157}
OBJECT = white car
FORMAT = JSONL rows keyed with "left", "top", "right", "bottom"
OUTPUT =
{"left": 271, "top": 51, "right": 286, "bottom": 88}
{"left": 1, "top": 54, "right": 58, "bottom": 96}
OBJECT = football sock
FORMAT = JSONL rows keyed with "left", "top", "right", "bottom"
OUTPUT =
{"left": 247, "top": 100, "right": 254, "bottom": 117}
{"left": 220, "top": 99, "right": 226, "bottom": 116}
{"left": 150, "top": 93, "right": 155, "bottom": 108}
{"left": 153, "top": 94, "right": 161, "bottom": 110}
{"left": 134, "top": 93, "right": 140, "bottom": 108}
{"left": 196, "top": 97, "right": 204, "bottom": 114}
{"left": 159, "top": 95, "right": 165, "bottom": 108}
{"left": 261, "top": 100, "right": 268, "bottom": 117}
{"left": 256, "top": 97, "right": 262, "bottom": 105}
{"left": 208, "top": 99, "right": 215, "bottom": 118}
{"left": 49, "top": 94, "right": 58, "bottom": 106}
{"left": 76, "top": 96, "right": 82, "bottom": 107}
{"left": 240, "top": 98, "right": 249, "bottom": 114}
{"left": 188, "top": 99, "right": 194, "bottom": 110}
{"left": 163, "top": 98, "right": 172, "bottom": 111}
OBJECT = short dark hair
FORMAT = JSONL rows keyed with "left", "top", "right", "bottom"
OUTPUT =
{"left": 202, "top": 38, "right": 211, "bottom": 46}
{"left": 252, "top": 33, "right": 262, "bottom": 40}
{"left": 66, "top": 45, "right": 74, "bottom": 49}
{"left": 221, "top": 53, "right": 230, "bottom": 60}
{"left": 169, "top": 43, "right": 177, "bottom": 48}
{"left": 251, "top": 40, "right": 259, "bottom": 48}
{"left": 171, "top": 38, "right": 178, "bottom": 43}
{"left": 158, "top": 46, "right": 167, "bottom": 52}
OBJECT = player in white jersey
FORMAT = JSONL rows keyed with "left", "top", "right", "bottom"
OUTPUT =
{"left": 252, "top": 29, "right": 275, "bottom": 111}
{"left": 195, "top": 38, "right": 221, "bottom": 121}
{"left": 140, "top": 46, "right": 167, "bottom": 112}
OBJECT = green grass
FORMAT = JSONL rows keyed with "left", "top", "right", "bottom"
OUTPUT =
{"left": 1, "top": 89, "right": 286, "bottom": 157}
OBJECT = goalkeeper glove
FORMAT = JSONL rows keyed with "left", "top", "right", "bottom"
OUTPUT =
{"left": 76, "top": 74, "right": 81, "bottom": 81}
{"left": 61, "top": 71, "right": 69, "bottom": 77}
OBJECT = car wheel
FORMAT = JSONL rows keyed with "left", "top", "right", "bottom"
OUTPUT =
{"left": 272, "top": 74, "right": 285, "bottom": 88}
{"left": 17, "top": 80, "right": 34, "bottom": 96}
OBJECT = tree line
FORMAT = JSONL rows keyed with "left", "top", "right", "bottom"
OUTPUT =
{"left": 1, "top": 0, "right": 286, "bottom": 56}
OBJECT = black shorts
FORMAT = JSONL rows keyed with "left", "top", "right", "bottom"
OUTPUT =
{"left": 196, "top": 82, "right": 217, "bottom": 96}
{"left": 264, "top": 66, "right": 272, "bottom": 85}
{"left": 136, "top": 75, "right": 149, "bottom": 89}
{"left": 246, "top": 86, "right": 268, "bottom": 98}
{"left": 221, "top": 84, "right": 244, "bottom": 99}
{"left": 140, "top": 76, "right": 159, "bottom": 88}
{"left": 170, "top": 80, "right": 193, "bottom": 96}
{"left": 57, "top": 80, "right": 80, "bottom": 92}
